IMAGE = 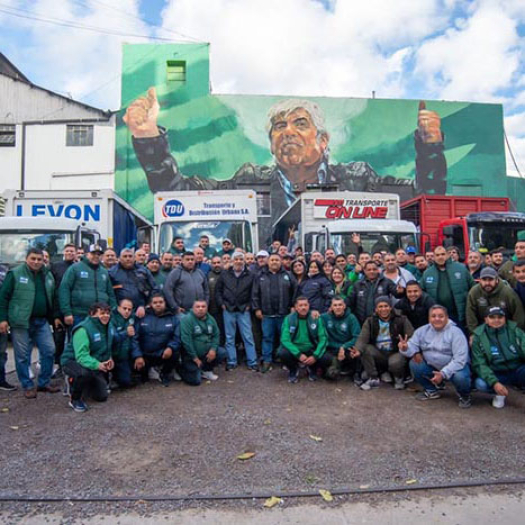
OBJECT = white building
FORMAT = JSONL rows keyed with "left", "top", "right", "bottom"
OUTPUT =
{"left": 0, "top": 53, "right": 115, "bottom": 197}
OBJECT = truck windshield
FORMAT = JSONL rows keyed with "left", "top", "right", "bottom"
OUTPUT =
{"left": 330, "top": 232, "right": 417, "bottom": 255}
{"left": 159, "top": 221, "right": 253, "bottom": 254}
{"left": 468, "top": 224, "right": 525, "bottom": 253}
{"left": 0, "top": 231, "right": 74, "bottom": 266}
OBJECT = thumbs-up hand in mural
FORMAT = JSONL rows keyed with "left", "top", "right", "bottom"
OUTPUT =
{"left": 123, "top": 87, "right": 160, "bottom": 138}
{"left": 417, "top": 101, "right": 443, "bottom": 144}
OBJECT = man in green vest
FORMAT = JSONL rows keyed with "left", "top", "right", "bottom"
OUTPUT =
{"left": 0, "top": 248, "right": 61, "bottom": 399}
{"left": 278, "top": 296, "right": 329, "bottom": 383}
{"left": 59, "top": 244, "right": 117, "bottom": 329}
{"left": 61, "top": 302, "right": 114, "bottom": 413}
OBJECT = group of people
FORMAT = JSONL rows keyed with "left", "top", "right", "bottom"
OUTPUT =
{"left": 1, "top": 232, "right": 525, "bottom": 415}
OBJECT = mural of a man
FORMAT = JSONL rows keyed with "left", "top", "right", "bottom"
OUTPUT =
{"left": 123, "top": 89, "right": 445, "bottom": 241}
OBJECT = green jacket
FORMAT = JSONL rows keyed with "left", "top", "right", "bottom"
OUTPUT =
{"left": 59, "top": 257, "right": 116, "bottom": 317}
{"left": 321, "top": 310, "right": 361, "bottom": 351}
{"left": 61, "top": 316, "right": 113, "bottom": 370}
{"left": 466, "top": 280, "right": 525, "bottom": 334}
{"left": 0, "top": 263, "right": 56, "bottom": 328}
{"left": 498, "top": 259, "right": 518, "bottom": 287}
{"left": 281, "top": 312, "right": 327, "bottom": 359}
{"left": 180, "top": 311, "right": 220, "bottom": 359}
{"left": 421, "top": 260, "right": 474, "bottom": 323}
{"left": 151, "top": 270, "right": 167, "bottom": 290}
{"left": 110, "top": 309, "right": 134, "bottom": 361}
{"left": 471, "top": 321, "right": 525, "bottom": 387}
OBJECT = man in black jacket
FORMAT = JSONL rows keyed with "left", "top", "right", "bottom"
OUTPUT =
{"left": 50, "top": 243, "right": 77, "bottom": 369}
{"left": 252, "top": 253, "right": 297, "bottom": 373}
{"left": 216, "top": 252, "right": 258, "bottom": 371}
{"left": 109, "top": 248, "right": 157, "bottom": 318}
{"left": 395, "top": 280, "right": 435, "bottom": 329}
{"left": 348, "top": 261, "right": 399, "bottom": 325}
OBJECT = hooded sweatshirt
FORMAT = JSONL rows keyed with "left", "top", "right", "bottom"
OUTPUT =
{"left": 401, "top": 320, "right": 469, "bottom": 379}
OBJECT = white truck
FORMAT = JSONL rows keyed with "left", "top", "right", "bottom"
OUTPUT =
{"left": 1, "top": 189, "right": 153, "bottom": 265}
{"left": 273, "top": 191, "right": 418, "bottom": 254}
{"left": 154, "top": 190, "right": 258, "bottom": 254}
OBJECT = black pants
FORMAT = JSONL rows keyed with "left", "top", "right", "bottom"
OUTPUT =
{"left": 211, "top": 310, "right": 226, "bottom": 347}
{"left": 277, "top": 347, "right": 333, "bottom": 374}
{"left": 140, "top": 353, "right": 178, "bottom": 381}
{"left": 53, "top": 326, "right": 67, "bottom": 365}
{"left": 112, "top": 358, "right": 134, "bottom": 388}
{"left": 63, "top": 360, "right": 108, "bottom": 402}
{"left": 181, "top": 351, "right": 218, "bottom": 386}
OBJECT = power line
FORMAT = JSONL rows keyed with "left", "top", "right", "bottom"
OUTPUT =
{"left": 0, "top": 4, "right": 204, "bottom": 42}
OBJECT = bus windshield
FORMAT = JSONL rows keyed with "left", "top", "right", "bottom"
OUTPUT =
{"left": 158, "top": 221, "right": 253, "bottom": 254}
{"left": 0, "top": 231, "right": 75, "bottom": 266}
{"left": 468, "top": 224, "right": 525, "bottom": 254}
{"left": 329, "top": 232, "right": 417, "bottom": 255}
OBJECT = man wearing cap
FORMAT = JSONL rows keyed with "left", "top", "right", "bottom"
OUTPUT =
{"left": 215, "top": 251, "right": 258, "bottom": 371}
{"left": 281, "top": 253, "right": 293, "bottom": 272}
{"left": 252, "top": 250, "right": 269, "bottom": 275}
{"left": 109, "top": 248, "right": 157, "bottom": 318}
{"left": 472, "top": 306, "right": 525, "bottom": 409}
{"left": 253, "top": 253, "right": 298, "bottom": 373}
{"left": 354, "top": 296, "right": 414, "bottom": 390}
{"left": 146, "top": 253, "right": 166, "bottom": 289}
{"left": 399, "top": 304, "right": 472, "bottom": 408}
{"left": 466, "top": 266, "right": 525, "bottom": 336}
{"left": 164, "top": 251, "right": 209, "bottom": 316}
{"left": 218, "top": 239, "right": 235, "bottom": 257}
{"left": 60, "top": 244, "right": 117, "bottom": 329}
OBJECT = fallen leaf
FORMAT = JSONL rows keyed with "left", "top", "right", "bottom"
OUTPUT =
{"left": 264, "top": 496, "right": 282, "bottom": 508}
{"left": 237, "top": 452, "right": 256, "bottom": 461}
{"left": 1, "top": 407, "right": 9, "bottom": 413}
{"left": 359, "top": 485, "right": 370, "bottom": 490}
{"left": 405, "top": 479, "right": 418, "bottom": 485}
{"left": 319, "top": 489, "right": 333, "bottom": 502}
{"left": 309, "top": 434, "right": 323, "bottom": 442}
{"left": 286, "top": 408, "right": 292, "bottom": 412}
{"left": 9, "top": 426, "right": 19, "bottom": 430}
{"left": 227, "top": 380, "right": 234, "bottom": 384}
{"left": 305, "top": 474, "right": 319, "bottom": 484}
{"left": 263, "top": 419, "right": 272, "bottom": 425}
{"left": 205, "top": 381, "right": 211, "bottom": 385}
{"left": 342, "top": 402, "right": 347, "bottom": 406}
{"left": 335, "top": 388, "right": 342, "bottom": 393}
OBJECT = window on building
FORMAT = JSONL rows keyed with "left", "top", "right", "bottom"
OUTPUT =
{"left": 166, "top": 60, "right": 186, "bottom": 83}
{"left": 0, "top": 125, "right": 15, "bottom": 147}
{"left": 66, "top": 125, "right": 94, "bottom": 147}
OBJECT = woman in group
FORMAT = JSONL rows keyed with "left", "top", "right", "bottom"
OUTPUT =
{"left": 297, "top": 260, "right": 334, "bottom": 314}
{"left": 291, "top": 259, "right": 307, "bottom": 286}
{"left": 330, "top": 267, "right": 352, "bottom": 301}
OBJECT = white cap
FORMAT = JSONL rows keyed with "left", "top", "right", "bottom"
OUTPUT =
{"left": 256, "top": 250, "right": 269, "bottom": 258}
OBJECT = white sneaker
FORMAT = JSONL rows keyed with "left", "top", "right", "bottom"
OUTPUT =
{"left": 360, "top": 378, "right": 380, "bottom": 391}
{"left": 172, "top": 370, "right": 182, "bottom": 382}
{"left": 492, "top": 395, "right": 506, "bottom": 409}
{"left": 394, "top": 377, "right": 406, "bottom": 390}
{"left": 148, "top": 367, "right": 160, "bottom": 381}
{"left": 202, "top": 370, "right": 219, "bottom": 381}
{"left": 380, "top": 371, "right": 393, "bottom": 383}
{"left": 52, "top": 364, "right": 60, "bottom": 378}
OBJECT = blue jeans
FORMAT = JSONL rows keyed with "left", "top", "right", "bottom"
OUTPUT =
{"left": 261, "top": 316, "right": 284, "bottom": 363}
{"left": 11, "top": 318, "right": 56, "bottom": 390}
{"left": 223, "top": 310, "right": 257, "bottom": 367}
{"left": 410, "top": 359, "right": 471, "bottom": 397}
{"left": 0, "top": 332, "right": 7, "bottom": 382}
{"left": 474, "top": 365, "right": 525, "bottom": 393}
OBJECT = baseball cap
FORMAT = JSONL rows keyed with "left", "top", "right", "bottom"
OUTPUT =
{"left": 256, "top": 250, "right": 269, "bottom": 258}
{"left": 406, "top": 246, "right": 417, "bottom": 254}
{"left": 88, "top": 244, "right": 103, "bottom": 254}
{"left": 486, "top": 306, "right": 505, "bottom": 317}
{"left": 480, "top": 267, "right": 498, "bottom": 279}
{"left": 223, "top": 238, "right": 232, "bottom": 244}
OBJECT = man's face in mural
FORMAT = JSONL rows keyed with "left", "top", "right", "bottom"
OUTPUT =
{"left": 269, "top": 108, "right": 328, "bottom": 171}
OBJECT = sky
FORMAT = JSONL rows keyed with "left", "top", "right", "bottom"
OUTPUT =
{"left": 0, "top": 0, "right": 524, "bottom": 175}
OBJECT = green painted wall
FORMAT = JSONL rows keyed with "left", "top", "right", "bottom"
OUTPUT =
{"left": 116, "top": 43, "right": 509, "bottom": 221}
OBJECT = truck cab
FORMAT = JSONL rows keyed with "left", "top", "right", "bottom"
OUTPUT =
{"left": 0, "top": 217, "right": 100, "bottom": 267}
